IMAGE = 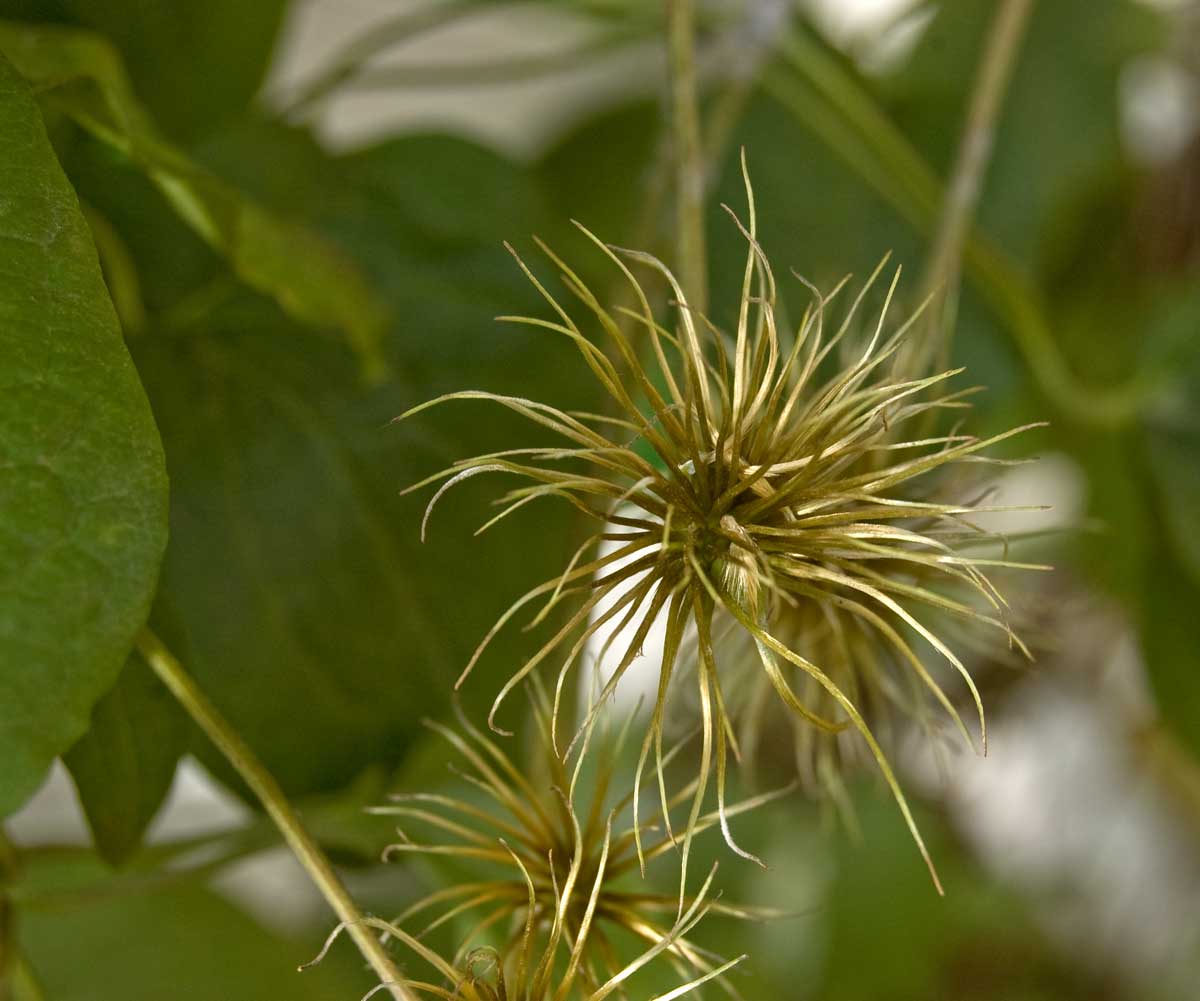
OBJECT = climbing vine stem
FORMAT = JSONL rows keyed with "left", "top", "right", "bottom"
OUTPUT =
{"left": 766, "top": 21, "right": 1158, "bottom": 429}
{"left": 915, "top": 0, "right": 1037, "bottom": 380}
{"left": 135, "top": 629, "right": 415, "bottom": 1001}
{"left": 666, "top": 0, "right": 708, "bottom": 315}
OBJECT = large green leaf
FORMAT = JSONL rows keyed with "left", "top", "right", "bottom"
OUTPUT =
{"left": 91, "top": 122, "right": 604, "bottom": 799}
{"left": 128, "top": 308, "right": 448, "bottom": 797}
{"left": 62, "top": 644, "right": 189, "bottom": 866}
{"left": 0, "top": 52, "right": 166, "bottom": 817}
{"left": 0, "top": 21, "right": 389, "bottom": 379}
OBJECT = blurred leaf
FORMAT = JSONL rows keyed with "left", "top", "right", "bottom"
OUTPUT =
{"left": 16, "top": 854, "right": 375, "bottom": 1001}
{"left": 1141, "top": 547, "right": 1200, "bottom": 761}
{"left": 56, "top": 131, "right": 221, "bottom": 314}
{"left": 1038, "top": 167, "right": 1200, "bottom": 393}
{"left": 819, "top": 793, "right": 1112, "bottom": 1001}
{"left": 1143, "top": 381, "right": 1200, "bottom": 757}
{"left": 537, "top": 99, "right": 663, "bottom": 248}
{"left": 0, "top": 53, "right": 166, "bottom": 817}
{"left": 0, "top": 21, "right": 390, "bottom": 379}
{"left": 1070, "top": 429, "right": 1152, "bottom": 606}
{"left": 1146, "top": 423, "right": 1200, "bottom": 587}
{"left": 62, "top": 647, "right": 189, "bottom": 866}
{"left": 1062, "top": 390, "right": 1200, "bottom": 761}
{"left": 340, "top": 133, "right": 551, "bottom": 250}
{"left": 295, "top": 768, "right": 397, "bottom": 866}
{"left": 712, "top": 90, "right": 919, "bottom": 295}
{"left": 1019, "top": 130, "right": 1200, "bottom": 759}
{"left": 0, "top": 0, "right": 287, "bottom": 141}
{"left": 129, "top": 312, "right": 446, "bottom": 798}
{"left": 105, "top": 121, "right": 603, "bottom": 799}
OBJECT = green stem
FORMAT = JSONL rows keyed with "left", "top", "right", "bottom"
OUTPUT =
{"left": 767, "top": 24, "right": 1156, "bottom": 428}
{"left": 135, "top": 630, "right": 415, "bottom": 1001}
{"left": 914, "top": 0, "right": 1036, "bottom": 379}
{"left": 666, "top": 0, "right": 708, "bottom": 315}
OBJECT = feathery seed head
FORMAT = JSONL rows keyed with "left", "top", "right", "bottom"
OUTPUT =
{"left": 362, "top": 690, "right": 767, "bottom": 999}
{"left": 399, "top": 156, "right": 1048, "bottom": 894}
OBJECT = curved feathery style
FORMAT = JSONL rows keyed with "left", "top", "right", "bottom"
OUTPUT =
{"left": 726, "top": 557, "right": 1040, "bottom": 829}
{"left": 398, "top": 154, "right": 1047, "bottom": 893}
{"left": 359, "top": 688, "right": 777, "bottom": 1000}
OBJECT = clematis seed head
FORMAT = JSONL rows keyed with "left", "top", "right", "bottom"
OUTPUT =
{"left": 399, "top": 154, "right": 1048, "bottom": 895}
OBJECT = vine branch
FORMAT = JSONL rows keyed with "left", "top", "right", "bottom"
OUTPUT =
{"left": 667, "top": 0, "right": 708, "bottom": 315}
{"left": 135, "top": 630, "right": 415, "bottom": 1001}
{"left": 914, "top": 0, "right": 1036, "bottom": 379}
{"left": 767, "top": 22, "right": 1158, "bottom": 428}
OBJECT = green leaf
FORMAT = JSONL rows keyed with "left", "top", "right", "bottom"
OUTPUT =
{"left": 1141, "top": 547, "right": 1200, "bottom": 761}
{"left": 62, "top": 646, "right": 189, "bottom": 866}
{"left": 0, "top": 52, "right": 167, "bottom": 817}
{"left": 0, "top": 21, "right": 390, "bottom": 380}
{"left": 16, "top": 853, "right": 376, "bottom": 1000}
{"left": 1035, "top": 167, "right": 1200, "bottom": 395}
{"left": 818, "top": 793, "right": 1109, "bottom": 1000}
{"left": 537, "top": 100, "right": 663, "bottom": 247}
{"left": 710, "top": 89, "right": 920, "bottom": 300}
{"left": 108, "top": 124, "right": 603, "bottom": 799}
{"left": 1143, "top": 388, "right": 1200, "bottom": 757}
{"left": 1144, "top": 410, "right": 1200, "bottom": 589}
{"left": 129, "top": 314, "right": 447, "bottom": 797}
{"left": 0, "top": 0, "right": 288, "bottom": 141}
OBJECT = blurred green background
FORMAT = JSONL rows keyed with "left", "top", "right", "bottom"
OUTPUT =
{"left": 1, "top": 1, "right": 1198, "bottom": 998}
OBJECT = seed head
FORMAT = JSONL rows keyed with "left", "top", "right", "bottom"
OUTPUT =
{"left": 359, "top": 689, "right": 773, "bottom": 999}
{"left": 400, "top": 157, "right": 1047, "bottom": 893}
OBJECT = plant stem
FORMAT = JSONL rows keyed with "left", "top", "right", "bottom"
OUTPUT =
{"left": 767, "top": 25, "right": 1158, "bottom": 428}
{"left": 666, "top": 0, "right": 708, "bottom": 315}
{"left": 135, "top": 630, "right": 415, "bottom": 1001}
{"left": 914, "top": 0, "right": 1036, "bottom": 379}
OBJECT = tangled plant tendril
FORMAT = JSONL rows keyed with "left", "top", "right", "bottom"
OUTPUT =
{"left": 400, "top": 155, "right": 1048, "bottom": 894}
